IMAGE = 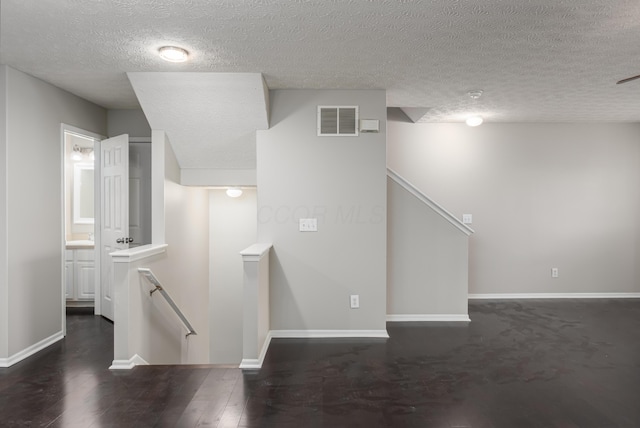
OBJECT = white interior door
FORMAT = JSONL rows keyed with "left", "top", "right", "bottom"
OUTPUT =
{"left": 100, "top": 134, "right": 129, "bottom": 321}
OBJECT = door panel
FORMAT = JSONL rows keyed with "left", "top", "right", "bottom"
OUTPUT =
{"left": 100, "top": 134, "right": 129, "bottom": 321}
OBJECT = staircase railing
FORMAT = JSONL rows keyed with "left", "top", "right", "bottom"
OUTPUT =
{"left": 138, "top": 268, "right": 197, "bottom": 338}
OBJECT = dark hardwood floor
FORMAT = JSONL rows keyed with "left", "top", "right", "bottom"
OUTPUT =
{"left": 1, "top": 299, "right": 640, "bottom": 427}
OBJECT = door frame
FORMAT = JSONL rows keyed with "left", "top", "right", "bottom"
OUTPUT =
{"left": 60, "top": 124, "right": 105, "bottom": 336}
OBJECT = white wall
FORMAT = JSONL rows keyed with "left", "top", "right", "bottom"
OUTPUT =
{"left": 387, "top": 178, "right": 469, "bottom": 316}
{"left": 1, "top": 66, "right": 106, "bottom": 360}
{"left": 158, "top": 138, "right": 210, "bottom": 362}
{"left": 126, "top": 135, "right": 210, "bottom": 364}
{"left": 209, "top": 189, "right": 257, "bottom": 364}
{"left": 387, "top": 108, "right": 640, "bottom": 295}
{"left": 257, "top": 90, "right": 387, "bottom": 333}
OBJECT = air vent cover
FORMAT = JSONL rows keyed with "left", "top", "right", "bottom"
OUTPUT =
{"left": 317, "top": 106, "right": 359, "bottom": 136}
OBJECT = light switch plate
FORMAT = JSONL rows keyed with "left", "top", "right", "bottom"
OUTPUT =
{"left": 350, "top": 294, "right": 360, "bottom": 309}
{"left": 462, "top": 214, "right": 473, "bottom": 224}
{"left": 299, "top": 218, "right": 318, "bottom": 232}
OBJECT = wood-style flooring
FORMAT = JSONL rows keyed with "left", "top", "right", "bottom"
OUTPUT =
{"left": 1, "top": 299, "right": 640, "bottom": 427}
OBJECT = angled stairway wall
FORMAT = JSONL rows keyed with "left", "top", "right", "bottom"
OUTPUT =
{"left": 387, "top": 169, "right": 473, "bottom": 321}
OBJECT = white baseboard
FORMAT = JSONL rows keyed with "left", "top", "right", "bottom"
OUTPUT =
{"left": 0, "top": 331, "right": 64, "bottom": 368}
{"left": 270, "top": 329, "right": 389, "bottom": 339}
{"left": 239, "top": 332, "right": 273, "bottom": 370}
{"left": 469, "top": 293, "right": 640, "bottom": 300}
{"left": 239, "top": 329, "right": 389, "bottom": 369}
{"left": 109, "top": 354, "right": 149, "bottom": 370}
{"left": 386, "top": 314, "right": 471, "bottom": 322}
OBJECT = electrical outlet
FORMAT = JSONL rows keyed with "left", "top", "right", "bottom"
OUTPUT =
{"left": 462, "top": 214, "right": 473, "bottom": 224}
{"left": 551, "top": 268, "right": 559, "bottom": 278}
{"left": 350, "top": 294, "right": 360, "bottom": 309}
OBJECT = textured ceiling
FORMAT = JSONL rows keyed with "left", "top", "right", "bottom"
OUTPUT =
{"left": 128, "top": 72, "right": 268, "bottom": 169}
{"left": 2, "top": 0, "right": 640, "bottom": 123}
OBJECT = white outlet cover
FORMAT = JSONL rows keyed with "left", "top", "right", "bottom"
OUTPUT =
{"left": 462, "top": 214, "right": 473, "bottom": 224}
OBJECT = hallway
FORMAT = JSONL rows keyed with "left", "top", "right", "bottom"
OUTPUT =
{"left": 1, "top": 300, "right": 640, "bottom": 427}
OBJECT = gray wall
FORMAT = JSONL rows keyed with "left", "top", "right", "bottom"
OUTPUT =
{"left": 387, "top": 178, "right": 469, "bottom": 316}
{"left": 1, "top": 66, "right": 106, "bottom": 357}
{"left": 0, "top": 66, "right": 8, "bottom": 358}
{"left": 107, "top": 109, "right": 151, "bottom": 138}
{"left": 209, "top": 188, "right": 257, "bottom": 364}
{"left": 387, "top": 108, "right": 640, "bottom": 295}
{"left": 257, "top": 90, "right": 387, "bottom": 332}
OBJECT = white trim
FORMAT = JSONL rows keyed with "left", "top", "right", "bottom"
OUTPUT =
{"left": 129, "top": 137, "right": 151, "bottom": 143}
{"left": 469, "top": 293, "right": 640, "bottom": 300}
{"left": 239, "top": 243, "right": 273, "bottom": 262}
{"left": 239, "top": 332, "right": 273, "bottom": 369}
{"left": 110, "top": 243, "right": 168, "bottom": 263}
{"left": 60, "top": 124, "right": 105, "bottom": 326}
{"left": 386, "top": 314, "right": 471, "bottom": 322}
{"left": 0, "top": 331, "right": 64, "bottom": 368}
{"left": 387, "top": 168, "right": 474, "bottom": 236}
{"left": 270, "top": 329, "right": 389, "bottom": 339}
{"left": 61, "top": 124, "right": 105, "bottom": 142}
{"left": 109, "top": 354, "right": 149, "bottom": 370}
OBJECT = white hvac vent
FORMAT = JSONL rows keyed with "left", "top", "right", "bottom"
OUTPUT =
{"left": 317, "top": 106, "right": 359, "bottom": 136}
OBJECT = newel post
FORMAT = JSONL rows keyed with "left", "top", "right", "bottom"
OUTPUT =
{"left": 239, "top": 243, "right": 273, "bottom": 369}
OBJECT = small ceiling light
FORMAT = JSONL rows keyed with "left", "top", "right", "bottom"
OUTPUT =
{"left": 468, "top": 90, "right": 483, "bottom": 100}
{"left": 466, "top": 116, "right": 483, "bottom": 127}
{"left": 226, "top": 187, "right": 243, "bottom": 198}
{"left": 158, "top": 46, "right": 189, "bottom": 63}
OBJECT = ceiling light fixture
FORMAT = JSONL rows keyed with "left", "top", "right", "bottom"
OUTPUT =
{"left": 466, "top": 116, "right": 483, "bottom": 127}
{"left": 158, "top": 46, "right": 189, "bottom": 63}
{"left": 226, "top": 187, "right": 243, "bottom": 198}
{"left": 468, "top": 90, "right": 483, "bottom": 100}
{"left": 465, "top": 90, "right": 484, "bottom": 126}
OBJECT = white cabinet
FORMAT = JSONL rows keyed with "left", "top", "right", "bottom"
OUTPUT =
{"left": 66, "top": 248, "right": 95, "bottom": 304}
{"left": 65, "top": 261, "right": 74, "bottom": 299}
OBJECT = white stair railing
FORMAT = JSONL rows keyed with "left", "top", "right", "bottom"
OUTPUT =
{"left": 138, "top": 268, "right": 197, "bottom": 338}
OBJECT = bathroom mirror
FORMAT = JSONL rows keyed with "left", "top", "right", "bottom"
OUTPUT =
{"left": 73, "top": 163, "right": 94, "bottom": 224}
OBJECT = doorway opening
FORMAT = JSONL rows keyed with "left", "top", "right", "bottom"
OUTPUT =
{"left": 61, "top": 126, "right": 153, "bottom": 333}
{"left": 63, "top": 128, "right": 99, "bottom": 317}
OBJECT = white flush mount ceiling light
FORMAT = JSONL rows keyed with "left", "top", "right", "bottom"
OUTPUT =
{"left": 467, "top": 90, "right": 483, "bottom": 99}
{"left": 465, "top": 116, "right": 484, "bottom": 127}
{"left": 158, "top": 46, "right": 189, "bottom": 63}
{"left": 226, "top": 187, "right": 243, "bottom": 198}
{"left": 465, "top": 90, "right": 484, "bottom": 126}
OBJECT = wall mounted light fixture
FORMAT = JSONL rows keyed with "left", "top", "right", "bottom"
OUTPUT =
{"left": 71, "top": 144, "right": 94, "bottom": 161}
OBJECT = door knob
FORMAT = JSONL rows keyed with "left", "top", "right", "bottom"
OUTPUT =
{"left": 116, "top": 237, "right": 134, "bottom": 244}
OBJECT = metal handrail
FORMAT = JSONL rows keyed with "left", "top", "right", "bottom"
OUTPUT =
{"left": 138, "top": 268, "right": 197, "bottom": 338}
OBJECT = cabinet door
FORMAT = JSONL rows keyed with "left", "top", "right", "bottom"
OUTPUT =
{"left": 76, "top": 261, "right": 95, "bottom": 300}
{"left": 65, "top": 261, "right": 75, "bottom": 300}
